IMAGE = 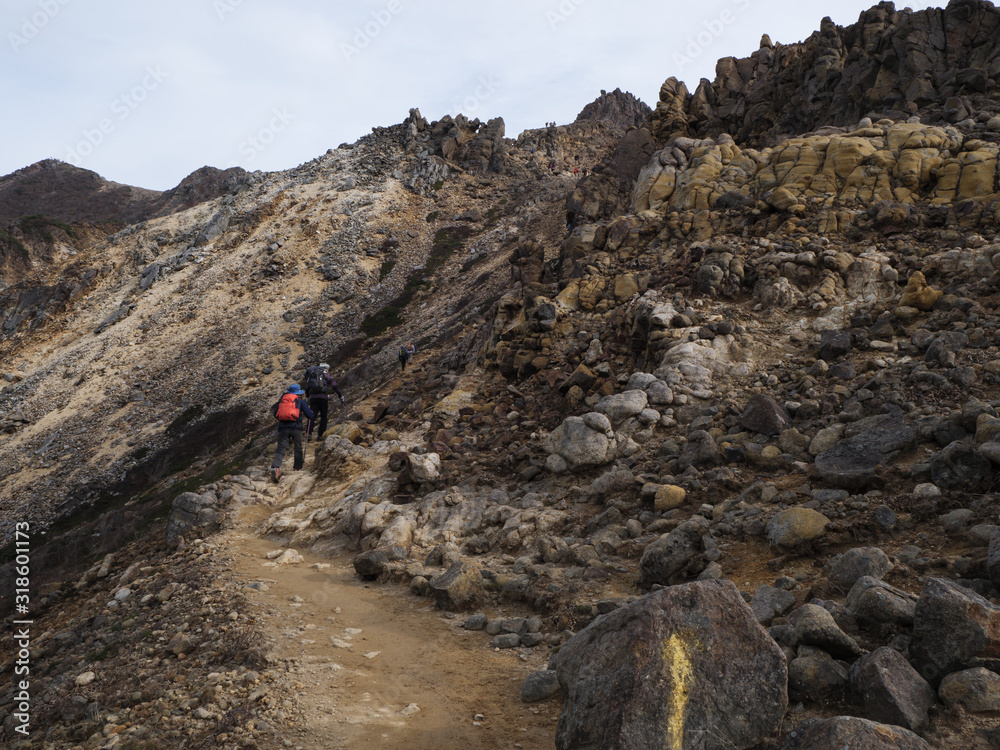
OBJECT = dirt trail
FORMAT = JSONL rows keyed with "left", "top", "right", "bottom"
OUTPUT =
{"left": 222, "top": 504, "right": 560, "bottom": 749}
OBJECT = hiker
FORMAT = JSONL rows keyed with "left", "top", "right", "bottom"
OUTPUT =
{"left": 399, "top": 341, "right": 416, "bottom": 371}
{"left": 304, "top": 362, "right": 344, "bottom": 440}
{"left": 269, "top": 384, "right": 313, "bottom": 482}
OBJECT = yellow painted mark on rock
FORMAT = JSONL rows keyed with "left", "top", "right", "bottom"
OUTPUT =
{"left": 663, "top": 633, "right": 694, "bottom": 750}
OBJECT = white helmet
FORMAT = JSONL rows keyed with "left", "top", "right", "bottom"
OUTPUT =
{"left": 320, "top": 363, "right": 330, "bottom": 370}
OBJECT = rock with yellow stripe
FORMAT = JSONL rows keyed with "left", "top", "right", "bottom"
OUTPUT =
{"left": 553, "top": 579, "right": 787, "bottom": 750}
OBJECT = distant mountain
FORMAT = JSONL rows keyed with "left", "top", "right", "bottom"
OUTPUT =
{"left": 0, "top": 159, "right": 250, "bottom": 228}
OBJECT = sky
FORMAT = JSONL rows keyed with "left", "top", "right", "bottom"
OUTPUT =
{"left": 2, "top": 0, "right": 947, "bottom": 191}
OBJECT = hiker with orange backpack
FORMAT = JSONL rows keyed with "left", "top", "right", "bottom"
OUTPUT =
{"left": 269, "top": 384, "right": 314, "bottom": 482}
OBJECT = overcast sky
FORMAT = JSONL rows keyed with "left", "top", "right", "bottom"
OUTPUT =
{"left": 3, "top": 0, "right": 946, "bottom": 191}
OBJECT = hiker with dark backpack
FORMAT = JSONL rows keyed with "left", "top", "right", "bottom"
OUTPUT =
{"left": 304, "top": 362, "right": 344, "bottom": 440}
{"left": 269, "top": 384, "right": 313, "bottom": 482}
{"left": 399, "top": 341, "right": 416, "bottom": 372}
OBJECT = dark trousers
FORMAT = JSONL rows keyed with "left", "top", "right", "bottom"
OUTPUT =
{"left": 309, "top": 397, "right": 329, "bottom": 437}
{"left": 272, "top": 428, "right": 304, "bottom": 470}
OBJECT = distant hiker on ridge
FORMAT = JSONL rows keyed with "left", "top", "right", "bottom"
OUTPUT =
{"left": 304, "top": 362, "right": 344, "bottom": 441}
{"left": 269, "top": 384, "right": 313, "bottom": 482}
{"left": 399, "top": 341, "right": 416, "bottom": 372}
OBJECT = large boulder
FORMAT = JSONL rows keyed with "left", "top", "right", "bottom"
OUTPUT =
{"left": 788, "top": 654, "right": 849, "bottom": 701}
{"left": 939, "top": 667, "right": 1000, "bottom": 712}
{"left": 677, "top": 430, "right": 722, "bottom": 469}
{"left": 824, "top": 547, "right": 893, "bottom": 590}
{"left": 850, "top": 647, "right": 935, "bottom": 731}
{"left": 766, "top": 508, "right": 829, "bottom": 548}
{"left": 930, "top": 440, "right": 993, "bottom": 491}
{"left": 352, "top": 545, "right": 407, "bottom": 579}
{"left": 751, "top": 585, "right": 797, "bottom": 626}
{"left": 817, "top": 329, "right": 852, "bottom": 361}
{"left": 738, "top": 394, "right": 792, "bottom": 436}
{"left": 779, "top": 716, "right": 932, "bottom": 750}
{"left": 899, "top": 271, "right": 942, "bottom": 311}
{"left": 814, "top": 413, "right": 916, "bottom": 490}
{"left": 639, "top": 516, "right": 709, "bottom": 588}
{"left": 847, "top": 576, "right": 917, "bottom": 626}
{"left": 428, "top": 561, "right": 484, "bottom": 611}
{"left": 405, "top": 452, "right": 442, "bottom": 482}
{"left": 554, "top": 580, "right": 787, "bottom": 750}
{"left": 789, "top": 603, "right": 860, "bottom": 658}
{"left": 545, "top": 413, "right": 618, "bottom": 471}
{"left": 594, "top": 390, "right": 648, "bottom": 426}
{"left": 910, "top": 577, "right": 1000, "bottom": 683}
{"left": 166, "top": 491, "right": 221, "bottom": 546}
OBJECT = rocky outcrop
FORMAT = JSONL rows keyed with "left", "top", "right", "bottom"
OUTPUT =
{"left": 632, "top": 121, "right": 1000, "bottom": 240}
{"left": 166, "top": 490, "right": 223, "bottom": 546}
{"left": 575, "top": 89, "right": 651, "bottom": 131}
{"left": 652, "top": 2, "right": 1000, "bottom": 148}
{"left": 406, "top": 111, "right": 507, "bottom": 174}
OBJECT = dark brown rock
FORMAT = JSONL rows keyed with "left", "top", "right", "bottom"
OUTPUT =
{"left": 738, "top": 394, "right": 792, "bottom": 436}
{"left": 553, "top": 580, "right": 787, "bottom": 750}
{"left": 851, "top": 647, "right": 936, "bottom": 731}
{"left": 814, "top": 413, "right": 916, "bottom": 490}
{"left": 352, "top": 545, "right": 406, "bottom": 579}
{"left": 779, "top": 716, "right": 932, "bottom": 750}
{"left": 911, "top": 577, "right": 1000, "bottom": 684}
{"left": 428, "top": 560, "right": 484, "bottom": 611}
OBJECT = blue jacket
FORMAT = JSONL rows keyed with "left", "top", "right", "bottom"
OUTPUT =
{"left": 273, "top": 394, "right": 314, "bottom": 430}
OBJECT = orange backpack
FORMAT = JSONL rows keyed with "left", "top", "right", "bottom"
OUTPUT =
{"left": 275, "top": 393, "right": 301, "bottom": 421}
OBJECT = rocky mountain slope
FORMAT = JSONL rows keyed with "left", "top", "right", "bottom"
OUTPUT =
{"left": 5, "top": 2, "right": 1000, "bottom": 748}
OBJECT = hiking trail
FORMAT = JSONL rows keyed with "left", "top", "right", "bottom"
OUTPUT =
{"left": 217, "top": 453, "right": 560, "bottom": 749}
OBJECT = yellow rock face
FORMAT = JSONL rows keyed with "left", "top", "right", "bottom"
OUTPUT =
{"left": 577, "top": 276, "right": 607, "bottom": 312}
{"left": 898, "top": 271, "right": 943, "bottom": 311}
{"left": 331, "top": 422, "right": 365, "bottom": 444}
{"left": 633, "top": 122, "right": 1000, "bottom": 232}
{"left": 614, "top": 274, "right": 639, "bottom": 300}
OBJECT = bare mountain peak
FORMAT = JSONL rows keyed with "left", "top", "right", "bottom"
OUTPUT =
{"left": 575, "top": 88, "right": 651, "bottom": 130}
